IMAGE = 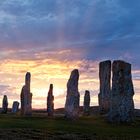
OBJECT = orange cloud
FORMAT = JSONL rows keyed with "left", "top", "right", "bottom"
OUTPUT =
{"left": 0, "top": 58, "right": 99, "bottom": 109}
{"left": 0, "top": 58, "right": 140, "bottom": 109}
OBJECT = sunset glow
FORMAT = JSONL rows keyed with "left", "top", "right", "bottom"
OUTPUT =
{"left": 0, "top": 0, "right": 140, "bottom": 109}
{"left": 0, "top": 58, "right": 100, "bottom": 109}
{"left": 0, "top": 58, "right": 140, "bottom": 109}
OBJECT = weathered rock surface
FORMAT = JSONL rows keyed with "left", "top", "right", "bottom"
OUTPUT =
{"left": 12, "top": 101, "right": 19, "bottom": 113}
{"left": 2, "top": 95, "right": 8, "bottom": 114}
{"left": 20, "top": 72, "right": 32, "bottom": 116}
{"left": 134, "top": 109, "right": 140, "bottom": 117}
{"left": 108, "top": 60, "right": 135, "bottom": 123}
{"left": 47, "top": 84, "right": 54, "bottom": 116}
{"left": 98, "top": 60, "right": 111, "bottom": 114}
{"left": 65, "top": 69, "right": 80, "bottom": 119}
{"left": 83, "top": 90, "right": 90, "bottom": 115}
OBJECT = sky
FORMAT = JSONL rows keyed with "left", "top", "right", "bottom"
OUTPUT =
{"left": 0, "top": 0, "right": 140, "bottom": 109}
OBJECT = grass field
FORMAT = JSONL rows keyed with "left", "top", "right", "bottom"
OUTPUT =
{"left": 0, "top": 112, "right": 140, "bottom": 140}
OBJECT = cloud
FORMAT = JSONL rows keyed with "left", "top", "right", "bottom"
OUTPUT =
{"left": 0, "top": 0, "right": 140, "bottom": 108}
{"left": 0, "top": 84, "right": 19, "bottom": 107}
{"left": 0, "top": 85, "right": 12, "bottom": 95}
{"left": 0, "top": 57, "right": 100, "bottom": 108}
{"left": 0, "top": 0, "right": 140, "bottom": 51}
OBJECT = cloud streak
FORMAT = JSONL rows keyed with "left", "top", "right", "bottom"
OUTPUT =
{"left": 0, "top": 0, "right": 140, "bottom": 108}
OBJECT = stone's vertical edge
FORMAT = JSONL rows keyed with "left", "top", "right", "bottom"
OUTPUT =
{"left": 47, "top": 84, "right": 54, "bottom": 116}
{"left": 20, "top": 72, "right": 32, "bottom": 116}
{"left": 108, "top": 60, "right": 135, "bottom": 123}
{"left": 12, "top": 101, "right": 19, "bottom": 113}
{"left": 26, "top": 72, "right": 32, "bottom": 115}
{"left": 2, "top": 95, "right": 8, "bottom": 114}
{"left": 25, "top": 72, "right": 31, "bottom": 92}
{"left": 83, "top": 90, "right": 90, "bottom": 116}
{"left": 25, "top": 72, "right": 32, "bottom": 115}
{"left": 65, "top": 69, "right": 80, "bottom": 119}
{"left": 98, "top": 60, "right": 111, "bottom": 114}
{"left": 20, "top": 86, "right": 24, "bottom": 115}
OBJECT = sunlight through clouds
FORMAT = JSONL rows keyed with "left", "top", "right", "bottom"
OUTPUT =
{"left": 0, "top": 0, "right": 140, "bottom": 109}
{"left": 0, "top": 58, "right": 100, "bottom": 109}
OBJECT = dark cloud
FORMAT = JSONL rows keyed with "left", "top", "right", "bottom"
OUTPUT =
{"left": 0, "top": 0, "right": 139, "bottom": 72}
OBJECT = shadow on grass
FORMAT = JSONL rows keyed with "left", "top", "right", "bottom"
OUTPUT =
{"left": 0, "top": 114, "right": 140, "bottom": 139}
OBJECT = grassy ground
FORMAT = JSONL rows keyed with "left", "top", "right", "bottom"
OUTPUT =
{"left": 0, "top": 113, "right": 140, "bottom": 140}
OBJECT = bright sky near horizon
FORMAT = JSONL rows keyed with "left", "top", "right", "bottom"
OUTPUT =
{"left": 0, "top": 0, "right": 140, "bottom": 109}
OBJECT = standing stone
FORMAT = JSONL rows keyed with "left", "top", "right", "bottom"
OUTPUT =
{"left": 108, "top": 60, "right": 135, "bottom": 123}
{"left": 20, "top": 72, "right": 32, "bottom": 116}
{"left": 98, "top": 60, "right": 111, "bottom": 114}
{"left": 83, "top": 90, "right": 90, "bottom": 115}
{"left": 65, "top": 69, "right": 80, "bottom": 119}
{"left": 2, "top": 95, "right": 8, "bottom": 114}
{"left": 47, "top": 84, "right": 54, "bottom": 116}
{"left": 12, "top": 101, "right": 19, "bottom": 113}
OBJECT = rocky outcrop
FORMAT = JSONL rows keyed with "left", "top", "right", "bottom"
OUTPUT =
{"left": 83, "top": 90, "right": 90, "bottom": 115}
{"left": 20, "top": 72, "right": 32, "bottom": 116}
{"left": 2, "top": 95, "right": 8, "bottom": 114}
{"left": 65, "top": 69, "right": 80, "bottom": 119}
{"left": 108, "top": 60, "right": 135, "bottom": 123}
{"left": 12, "top": 101, "right": 19, "bottom": 113}
{"left": 47, "top": 84, "right": 54, "bottom": 116}
{"left": 98, "top": 60, "right": 111, "bottom": 114}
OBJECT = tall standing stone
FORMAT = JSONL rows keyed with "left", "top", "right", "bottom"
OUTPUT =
{"left": 98, "top": 60, "right": 111, "bottom": 114}
{"left": 12, "top": 101, "right": 19, "bottom": 113}
{"left": 65, "top": 69, "right": 80, "bottom": 119}
{"left": 47, "top": 84, "right": 54, "bottom": 116}
{"left": 83, "top": 90, "right": 90, "bottom": 115}
{"left": 2, "top": 95, "right": 8, "bottom": 114}
{"left": 20, "top": 72, "right": 32, "bottom": 116}
{"left": 108, "top": 60, "right": 135, "bottom": 123}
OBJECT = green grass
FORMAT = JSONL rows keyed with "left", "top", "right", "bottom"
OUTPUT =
{"left": 0, "top": 114, "right": 140, "bottom": 139}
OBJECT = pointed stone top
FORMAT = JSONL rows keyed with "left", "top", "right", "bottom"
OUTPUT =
{"left": 26, "top": 72, "right": 31, "bottom": 79}
{"left": 85, "top": 90, "right": 90, "bottom": 95}
{"left": 48, "top": 84, "right": 53, "bottom": 96}
{"left": 3, "top": 95, "right": 7, "bottom": 100}
{"left": 25, "top": 72, "right": 31, "bottom": 82}
{"left": 25, "top": 72, "right": 31, "bottom": 91}
{"left": 50, "top": 84, "right": 53, "bottom": 90}
{"left": 70, "top": 69, "right": 79, "bottom": 80}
